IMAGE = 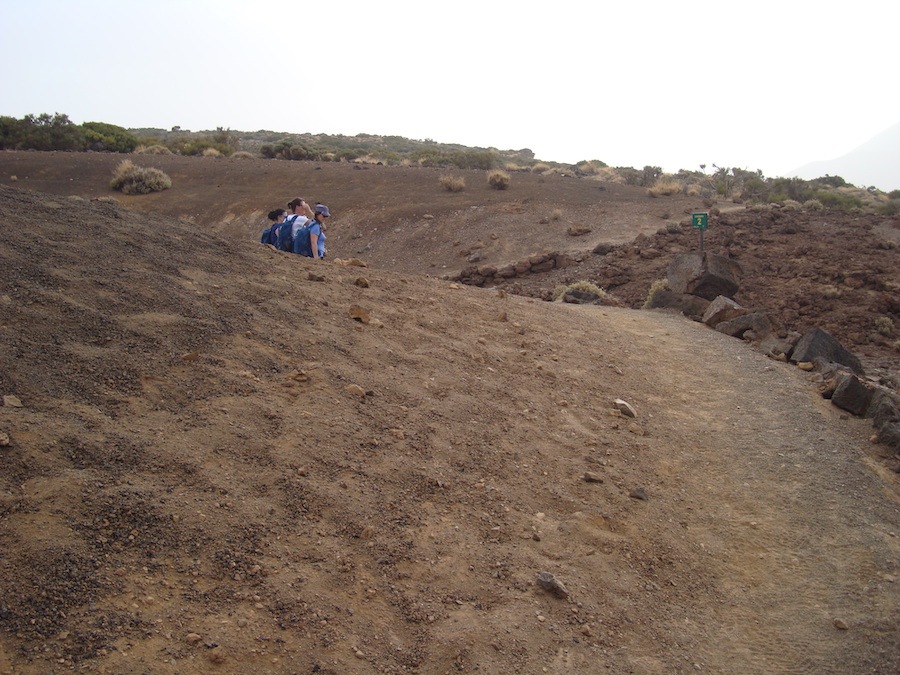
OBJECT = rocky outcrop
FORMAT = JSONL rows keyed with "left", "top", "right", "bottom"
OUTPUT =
{"left": 667, "top": 253, "right": 742, "bottom": 301}
{"left": 791, "top": 327, "right": 865, "bottom": 376}
{"left": 702, "top": 296, "right": 747, "bottom": 327}
{"left": 867, "top": 389, "right": 900, "bottom": 451}
{"left": 644, "top": 290, "right": 709, "bottom": 320}
{"left": 829, "top": 372, "right": 874, "bottom": 417}
{"left": 455, "top": 252, "right": 574, "bottom": 287}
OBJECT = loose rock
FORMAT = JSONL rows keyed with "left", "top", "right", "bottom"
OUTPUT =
{"left": 536, "top": 571, "right": 570, "bottom": 599}
{"left": 614, "top": 399, "right": 637, "bottom": 418}
{"left": 629, "top": 486, "right": 649, "bottom": 500}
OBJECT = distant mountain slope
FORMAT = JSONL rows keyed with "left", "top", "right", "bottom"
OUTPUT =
{"left": 792, "top": 121, "right": 900, "bottom": 191}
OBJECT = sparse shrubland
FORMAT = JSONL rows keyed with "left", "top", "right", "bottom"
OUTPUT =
{"left": 3, "top": 111, "right": 897, "bottom": 208}
{"left": 110, "top": 160, "right": 172, "bottom": 194}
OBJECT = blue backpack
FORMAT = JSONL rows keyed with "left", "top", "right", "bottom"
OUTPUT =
{"left": 260, "top": 223, "right": 279, "bottom": 246}
{"left": 276, "top": 214, "right": 300, "bottom": 252}
{"left": 292, "top": 220, "right": 315, "bottom": 257}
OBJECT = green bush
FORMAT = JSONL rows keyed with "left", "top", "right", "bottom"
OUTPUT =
{"left": 876, "top": 200, "right": 899, "bottom": 216}
{"left": 0, "top": 115, "right": 25, "bottom": 149}
{"left": 815, "top": 190, "right": 863, "bottom": 210}
{"left": 82, "top": 122, "right": 138, "bottom": 153}
{"left": 0, "top": 113, "right": 85, "bottom": 151}
{"left": 110, "top": 160, "right": 172, "bottom": 194}
{"left": 169, "top": 137, "right": 234, "bottom": 157}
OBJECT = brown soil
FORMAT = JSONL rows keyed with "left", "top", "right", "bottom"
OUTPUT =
{"left": 0, "top": 152, "right": 898, "bottom": 674}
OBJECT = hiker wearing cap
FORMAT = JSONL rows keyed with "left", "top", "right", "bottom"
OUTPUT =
{"left": 309, "top": 203, "right": 330, "bottom": 259}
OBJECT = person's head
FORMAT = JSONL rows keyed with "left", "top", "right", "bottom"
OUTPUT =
{"left": 314, "top": 203, "right": 331, "bottom": 222}
{"left": 287, "top": 197, "right": 306, "bottom": 213}
{"left": 268, "top": 208, "right": 286, "bottom": 222}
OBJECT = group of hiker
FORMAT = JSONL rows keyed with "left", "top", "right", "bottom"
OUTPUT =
{"left": 260, "top": 197, "right": 331, "bottom": 259}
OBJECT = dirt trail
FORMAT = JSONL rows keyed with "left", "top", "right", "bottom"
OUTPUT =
{"left": 594, "top": 308, "right": 899, "bottom": 673}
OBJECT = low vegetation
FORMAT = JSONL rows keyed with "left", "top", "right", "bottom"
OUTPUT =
{"left": 2, "top": 111, "right": 896, "bottom": 209}
{"left": 552, "top": 280, "right": 609, "bottom": 301}
{"left": 439, "top": 175, "right": 466, "bottom": 192}
{"left": 109, "top": 160, "right": 172, "bottom": 194}
{"left": 648, "top": 179, "right": 682, "bottom": 197}
{"left": 487, "top": 170, "right": 511, "bottom": 190}
{"left": 642, "top": 278, "right": 670, "bottom": 309}
{"left": 875, "top": 316, "right": 895, "bottom": 337}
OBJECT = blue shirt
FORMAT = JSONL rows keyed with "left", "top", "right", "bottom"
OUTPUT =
{"left": 310, "top": 221, "right": 326, "bottom": 258}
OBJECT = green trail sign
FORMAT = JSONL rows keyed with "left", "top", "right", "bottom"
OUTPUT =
{"left": 692, "top": 211, "right": 709, "bottom": 254}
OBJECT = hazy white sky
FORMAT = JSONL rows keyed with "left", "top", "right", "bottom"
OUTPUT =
{"left": 2, "top": 0, "right": 897, "bottom": 177}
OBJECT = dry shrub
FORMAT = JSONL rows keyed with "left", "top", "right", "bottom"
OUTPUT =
{"left": 647, "top": 179, "right": 682, "bottom": 197}
{"left": 110, "top": 160, "right": 172, "bottom": 195}
{"left": 439, "top": 175, "right": 466, "bottom": 192}
{"left": 875, "top": 316, "right": 894, "bottom": 336}
{"left": 487, "top": 170, "right": 511, "bottom": 190}
{"left": 202, "top": 147, "right": 221, "bottom": 157}
{"left": 550, "top": 208, "right": 563, "bottom": 221}
{"left": 642, "top": 278, "right": 670, "bottom": 309}
{"left": 531, "top": 163, "right": 551, "bottom": 173}
{"left": 590, "top": 167, "right": 625, "bottom": 184}
{"left": 230, "top": 151, "right": 256, "bottom": 160}
{"left": 134, "top": 144, "right": 172, "bottom": 155}
{"left": 553, "top": 280, "right": 608, "bottom": 301}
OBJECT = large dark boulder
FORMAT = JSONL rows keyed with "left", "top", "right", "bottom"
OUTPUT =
{"left": 790, "top": 328, "right": 864, "bottom": 376}
{"left": 830, "top": 373, "right": 873, "bottom": 416}
{"left": 867, "top": 389, "right": 900, "bottom": 452}
{"left": 667, "top": 253, "right": 742, "bottom": 301}
{"left": 702, "top": 295, "right": 747, "bottom": 327}
{"left": 644, "top": 289, "right": 710, "bottom": 320}
{"left": 715, "top": 312, "right": 775, "bottom": 340}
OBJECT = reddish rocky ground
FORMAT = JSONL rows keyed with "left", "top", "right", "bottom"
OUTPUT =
{"left": 0, "top": 153, "right": 897, "bottom": 674}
